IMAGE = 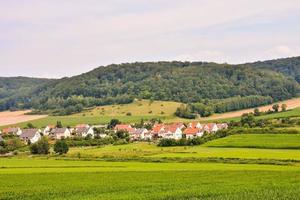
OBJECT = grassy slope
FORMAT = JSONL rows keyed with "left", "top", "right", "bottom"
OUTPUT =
{"left": 204, "top": 134, "right": 300, "bottom": 149}
{"left": 0, "top": 158, "right": 299, "bottom": 200}
{"left": 2, "top": 99, "right": 300, "bottom": 128}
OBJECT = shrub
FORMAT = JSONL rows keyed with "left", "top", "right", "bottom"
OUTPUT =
{"left": 30, "top": 137, "right": 49, "bottom": 154}
{"left": 54, "top": 140, "right": 69, "bottom": 155}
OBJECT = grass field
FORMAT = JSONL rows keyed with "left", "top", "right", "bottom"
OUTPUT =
{"left": 204, "top": 134, "right": 300, "bottom": 149}
{"left": 65, "top": 142, "right": 300, "bottom": 161}
{"left": 0, "top": 158, "right": 299, "bottom": 200}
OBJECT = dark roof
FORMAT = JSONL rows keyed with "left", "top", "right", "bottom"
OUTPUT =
{"left": 51, "top": 128, "right": 68, "bottom": 134}
{"left": 76, "top": 127, "right": 89, "bottom": 134}
{"left": 134, "top": 128, "right": 148, "bottom": 134}
{"left": 20, "top": 129, "right": 39, "bottom": 139}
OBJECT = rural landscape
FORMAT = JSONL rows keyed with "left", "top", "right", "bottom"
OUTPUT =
{"left": 1, "top": 1, "right": 300, "bottom": 200}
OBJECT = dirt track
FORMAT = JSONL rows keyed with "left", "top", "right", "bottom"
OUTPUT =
{"left": 0, "top": 110, "right": 47, "bottom": 127}
{"left": 202, "top": 97, "right": 300, "bottom": 121}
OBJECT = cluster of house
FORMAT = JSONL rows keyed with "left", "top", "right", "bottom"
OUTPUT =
{"left": 0, "top": 124, "right": 98, "bottom": 144}
{"left": 0, "top": 122, "right": 228, "bottom": 144}
{"left": 114, "top": 122, "right": 228, "bottom": 140}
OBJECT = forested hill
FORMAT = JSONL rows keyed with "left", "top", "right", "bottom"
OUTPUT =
{"left": 246, "top": 56, "right": 300, "bottom": 83}
{"left": 0, "top": 57, "right": 299, "bottom": 115}
{"left": 0, "top": 77, "right": 52, "bottom": 110}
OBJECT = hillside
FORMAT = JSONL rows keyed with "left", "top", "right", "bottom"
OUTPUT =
{"left": 0, "top": 57, "right": 300, "bottom": 114}
{"left": 0, "top": 77, "right": 52, "bottom": 111}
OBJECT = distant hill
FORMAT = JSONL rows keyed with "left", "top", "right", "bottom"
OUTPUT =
{"left": 0, "top": 77, "right": 52, "bottom": 111}
{"left": 0, "top": 57, "right": 299, "bottom": 114}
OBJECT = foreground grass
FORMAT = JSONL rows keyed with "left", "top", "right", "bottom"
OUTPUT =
{"left": 0, "top": 158, "right": 299, "bottom": 200}
{"left": 204, "top": 134, "right": 300, "bottom": 149}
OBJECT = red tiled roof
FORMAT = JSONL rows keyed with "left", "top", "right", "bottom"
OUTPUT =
{"left": 151, "top": 124, "right": 164, "bottom": 133}
{"left": 183, "top": 127, "right": 199, "bottom": 135}
{"left": 115, "top": 124, "right": 135, "bottom": 133}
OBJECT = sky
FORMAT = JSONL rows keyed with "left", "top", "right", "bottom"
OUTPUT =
{"left": 0, "top": 0, "right": 300, "bottom": 78}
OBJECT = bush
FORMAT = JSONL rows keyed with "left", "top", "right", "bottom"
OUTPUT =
{"left": 30, "top": 137, "right": 49, "bottom": 154}
{"left": 54, "top": 140, "right": 69, "bottom": 154}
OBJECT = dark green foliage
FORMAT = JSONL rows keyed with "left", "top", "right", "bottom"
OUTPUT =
{"left": 53, "top": 140, "right": 69, "bottom": 154}
{"left": 26, "top": 123, "right": 35, "bottom": 129}
{"left": 272, "top": 104, "right": 280, "bottom": 112}
{"left": 107, "top": 119, "right": 121, "bottom": 129}
{"left": 175, "top": 104, "right": 197, "bottom": 119}
{"left": 0, "top": 58, "right": 299, "bottom": 114}
{"left": 176, "top": 95, "right": 273, "bottom": 118}
{"left": 56, "top": 121, "right": 63, "bottom": 128}
{"left": 29, "top": 137, "right": 49, "bottom": 154}
{"left": 249, "top": 56, "right": 300, "bottom": 83}
{"left": 241, "top": 113, "right": 256, "bottom": 127}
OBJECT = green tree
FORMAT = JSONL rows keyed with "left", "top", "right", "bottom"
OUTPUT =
{"left": 281, "top": 104, "right": 287, "bottom": 112}
{"left": 272, "top": 104, "right": 280, "bottom": 112}
{"left": 26, "top": 123, "right": 35, "bottom": 129}
{"left": 29, "top": 137, "right": 49, "bottom": 154}
{"left": 107, "top": 119, "right": 121, "bottom": 129}
{"left": 241, "top": 113, "right": 255, "bottom": 127}
{"left": 54, "top": 139, "right": 69, "bottom": 155}
{"left": 253, "top": 108, "right": 260, "bottom": 116}
{"left": 56, "top": 121, "right": 63, "bottom": 128}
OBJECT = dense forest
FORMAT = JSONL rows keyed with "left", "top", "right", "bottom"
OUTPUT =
{"left": 0, "top": 57, "right": 299, "bottom": 115}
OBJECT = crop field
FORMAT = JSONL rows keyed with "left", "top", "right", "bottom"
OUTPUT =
{"left": 0, "top": 158, "right": 299, "bottom": 200}
{"left": 0, "top": 110, "right": 47, "bottom": 127}
{"left": 204, "top": 134, "right": 300, "bottom": 149}
{"left": 66, "top": 142, "right": 300, "bottom": 161}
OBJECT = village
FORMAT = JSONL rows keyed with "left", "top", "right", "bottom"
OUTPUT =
{"left": 0, "top": 121, "right": 228, "bottom": 145}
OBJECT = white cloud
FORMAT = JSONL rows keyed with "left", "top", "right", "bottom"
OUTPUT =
{"left": 265, "top": 45, "right": 300, "bottom": 58}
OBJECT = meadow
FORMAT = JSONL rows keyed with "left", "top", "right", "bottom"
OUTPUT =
{"left": 0, "top": 158, "right": 299, "bottom": 200}
{"left": 204, "top": 134, "right": 300, "bottom": 149}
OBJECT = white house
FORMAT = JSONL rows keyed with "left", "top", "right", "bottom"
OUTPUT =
{"left": 188, "top": 122, "right": 202, "bottom": 129}
{"left": 43, "top": 125, "right": 55, "bottom": 136}
{"left": 51, "top": 128, "right": 71, "bottom": 139}
{"left": 3, "top": 127, "right": 22, "bottom": 136}
{"left": 161, "top": 125, "right": 183, "bottom": 140}
{"left": 183, "top": 127, "right": 204, "bottom": 139}
{"left": 132, "top": 128, "right": 149, "bottom": 140}
{"left": 19, "top": 129, "right": 41, "bottom": 144}
{"left": 203, "top": 123, "right": 219, "bottom": 133}
{"left": 76, "top": 127, "right": 94, "bottom": 138}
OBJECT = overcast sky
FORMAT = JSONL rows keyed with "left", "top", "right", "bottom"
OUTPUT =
{"left": 1, "top": 0, "right": 300, "bottom": 78}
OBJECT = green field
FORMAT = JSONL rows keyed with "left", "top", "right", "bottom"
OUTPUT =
{"left": 66, "top": 142, "right": 300, "bottom": 161}
{"left": 217, "top": 107, "right": 300, "bottom": 122}
{"left": 204, "top": 134, "right": 300, "bottom": 149}
{"left": 0, "top": 158, "right": 299, "bottom": 200}
{"left": 1, "top": 137, "right": 300, "bottom": 199}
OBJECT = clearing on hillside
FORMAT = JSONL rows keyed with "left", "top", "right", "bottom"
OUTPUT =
{"left": 0, "top": 110, "right": 47, "bottom": 126}
{"left": 73, "top": 99, "right": 181, "bottom": 117}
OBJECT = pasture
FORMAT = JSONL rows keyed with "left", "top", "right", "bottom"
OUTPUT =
{"left": 0, "top": 158, "right": 299, "bottom": 200}
{"left": 204, "top": 134, "right": 300, "bottom": 149}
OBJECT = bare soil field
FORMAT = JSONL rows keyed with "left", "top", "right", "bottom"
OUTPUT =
{"left": 202, "top": 97, "right": 300, "bottom": 121}
{"left": 0, "top": 110, "right": 47, "bottom": 126}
